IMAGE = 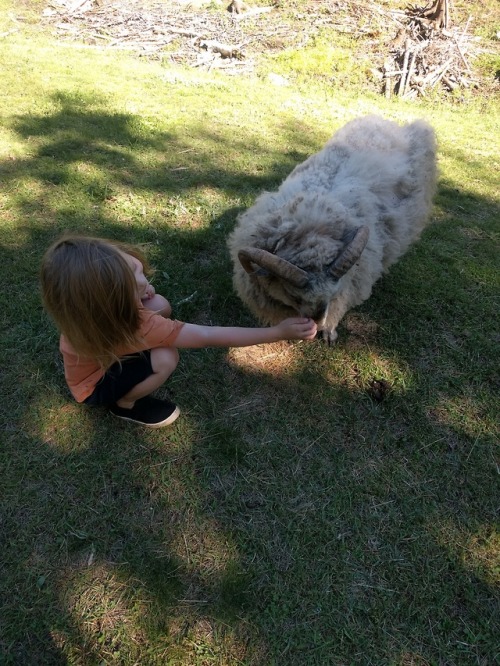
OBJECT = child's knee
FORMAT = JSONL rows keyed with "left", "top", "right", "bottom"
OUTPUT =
{"left": 143, "top": 295, "right": 172, "bottom": 317}
{"left": 155, "top": 296, "right": 172, "bottom": 318}
{"left": 160, "top": 297, "right": 172, "bottom": 318}
{"left": 150, "top": 347, "right": 179, "bottom": 375}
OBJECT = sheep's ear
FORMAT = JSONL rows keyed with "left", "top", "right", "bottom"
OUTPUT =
{"left": 238, "top": 248, "right": 309, "bottom": 288}
{"left": 329, "top": 226, "right": 369, "bottom": 280}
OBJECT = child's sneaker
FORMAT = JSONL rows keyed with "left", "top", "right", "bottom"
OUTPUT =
{"left": 110, "top": 396, "right": 180, "bottom": 428}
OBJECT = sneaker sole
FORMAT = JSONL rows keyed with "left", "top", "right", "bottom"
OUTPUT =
{"left": 111, "top": 406, "right": 180, "bottom": 428}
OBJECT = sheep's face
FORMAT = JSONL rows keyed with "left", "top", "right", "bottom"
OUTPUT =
{"left": 236, "top": 213, "right": 368, "bottom": 330}
{"left": 259, "top": 225, "right": 354, "bottom": 325}
{"left": 265, "top": 270, "right": 342, "bottom": 327}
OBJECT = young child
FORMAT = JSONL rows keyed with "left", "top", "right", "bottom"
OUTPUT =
{"left": 40, "top": 235, "right": 317, "bottom": 428}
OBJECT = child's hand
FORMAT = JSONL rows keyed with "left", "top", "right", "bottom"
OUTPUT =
{"left": 275, "top": 317, "right": 317, "bottom": 341}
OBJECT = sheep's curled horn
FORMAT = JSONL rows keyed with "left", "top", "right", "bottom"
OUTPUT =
{"left": 329, "top": 225, "right": 369, "bottom": 279}
{"left": 238, "top": 225, "right": 369, "bottom": 285}
{"left": 237, "top": 248, "right": 309, "bottom": 287}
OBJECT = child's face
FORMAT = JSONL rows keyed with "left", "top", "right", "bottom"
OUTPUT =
{"left": 121, "top": 252, "right": 149, "bottom": 299}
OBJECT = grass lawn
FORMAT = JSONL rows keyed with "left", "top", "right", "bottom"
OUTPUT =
{"left": 0, "top": 1, "right": 499, "bottom": 664}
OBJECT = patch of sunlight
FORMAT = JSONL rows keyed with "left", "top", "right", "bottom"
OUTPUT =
{"left": 0, "top": 208, "right": 22, "bottom": 233}
{"left": 367, "top": 351, "right": 412, "bottom": 388}
{"left": 159, "top": 66, "right": 232, "bottom": 90}
{"left": 459, "top": 226, "right": 500, "bottom": 242}
{"left": 2, "top": 175, "right": 47, "bottom": 198}
{"left": 54, "top": 562, "right": 151, "bottom": 661}
{"left": 31, "top": 388, "right": 201, "bottom": 454}
{"left": 326, "top": 346, "right": 414, "bottom": 395}
{"left": 32, "top": 396, "right": 95, "bottom": 453}
{"left": 166, "top": 615, "right": 263, "bottom": 665}
{"left": 463, "top": 530, "right": 500, "bottom": 586}
{"left": 69, "top": 161, "right": 108, "bottom": 179}
{"left": 428, "top": 393, "right": 498, "bottom": 441}
{"left": 54, "top": 556, "right": 259, "bottom": 663}
{"left": 0, "top": 129, "right": 28, "bottom": 158}
{"left": 193, "top": 185, "right": 228, "bottom": 205}
{"left": 278, "top": 95, "right": 347, "bottom": 126}
{"left": 169, "top": 517, "right": 240, "bottom": 579}
{"left": 229, "top": 330, "right": 413, "bottom": 394}
{"left": 462, "top": 260, "right": 500, "bottom": 288}
{"left": 227, "top": 341, "right": 296, "bottom": 376}
{"left": 396, "top": 653, "right": 431, "bottom": 666}
{"left": 432, "top": 518, "right": 500, "bottom": 587}
{"left": 148, "top": 195, "right": 217, "bottom": 229}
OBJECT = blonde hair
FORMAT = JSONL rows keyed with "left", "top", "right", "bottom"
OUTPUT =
{"left": 40, "top": 235, "right": 152, "bottom": 368}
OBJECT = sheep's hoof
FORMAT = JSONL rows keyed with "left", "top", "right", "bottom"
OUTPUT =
{"left": 319, "top": 329, "right": 338, "bottom": 346}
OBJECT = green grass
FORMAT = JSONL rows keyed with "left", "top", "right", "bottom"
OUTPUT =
{"left": 1, "top": 1, "right": 499, "bottom": 664}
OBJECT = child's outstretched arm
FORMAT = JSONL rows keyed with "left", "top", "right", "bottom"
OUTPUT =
{"left": 175, "top": 317, "right": 317, "bottom": 349}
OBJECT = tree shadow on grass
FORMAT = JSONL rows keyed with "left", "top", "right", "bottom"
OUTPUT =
{"left": 209, "top": 181, "right": 498, "bottom": 660}
{"left": 1, "top": 96, "right": 499, "bottom": 664}
{"left": 1, "top": 417, "right": 262, "bottom": 664}
{"left": 2, "top": 90, "right": 318, "bottom": 207}
{"left": 1, "top": 92, "right": 320, "bottom": 663}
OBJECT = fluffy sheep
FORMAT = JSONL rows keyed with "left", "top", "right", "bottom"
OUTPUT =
{"left": 227, "top": 114, "right": 437, "bottom": 344}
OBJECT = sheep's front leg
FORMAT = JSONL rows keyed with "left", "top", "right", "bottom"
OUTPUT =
{"left": 320, "top": 294, "right": 350, "bottom": 346}
{"left": 320, "top": 328, "right": 338, "bottom": 346}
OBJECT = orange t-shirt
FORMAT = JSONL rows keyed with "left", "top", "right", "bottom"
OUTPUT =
{"left": 60, "top": 307, "right": 185, "bottom": 403}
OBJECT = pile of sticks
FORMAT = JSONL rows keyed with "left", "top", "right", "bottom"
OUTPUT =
{"left": 41, "top": 0, "right": 277, "bottom": 72}
{"left": 40, "top": 0, "right": 411, "bottom": 74}
{"left": 383, "top": 1, "right": 479, "bottom": 98}
{"left": 41, "top": 0, "right": 490, "bottom": 93}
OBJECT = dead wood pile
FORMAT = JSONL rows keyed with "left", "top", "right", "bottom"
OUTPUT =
{"left": 40, "top": 0, "right": 404, "bottom": 74}
{"left": 41, "top": 0, "right": 491, "bottom": 95}
{"left": 42, "top": 0, "right": 259, "bottom": 73}
{"left": 41, "top": 0, "right": 319, "bottom": 74}
{"left": 383, "top": 1, "right": 482, "bottom": 98}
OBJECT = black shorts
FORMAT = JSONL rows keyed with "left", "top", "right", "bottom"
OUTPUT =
{"left": 84, "top": 352, "right": 154, "bottom": 407}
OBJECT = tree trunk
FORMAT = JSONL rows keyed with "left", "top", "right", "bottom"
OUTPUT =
{"left": 420, "top": 0, "right": 449, "bottom": 29}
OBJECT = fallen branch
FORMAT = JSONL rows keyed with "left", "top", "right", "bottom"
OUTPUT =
{"left": 403, "top": 49, "right": 418, "bottom": 97}
{"left": 398, "top": 39, "right": 412, "bottom": 96}
{"left": 428, "top": 56, "right": 454, "bottom": 87}
{"left": 197, "top": 39, "right": 244, "bottom": 59}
